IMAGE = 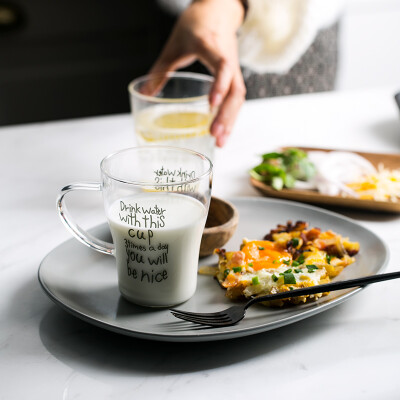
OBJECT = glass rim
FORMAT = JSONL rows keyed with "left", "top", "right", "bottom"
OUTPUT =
{"left": 127, "top": 71, "right": 214, "bottom": 103}
{"left": 100, "top": 146, "right": 213, "bottom": 187}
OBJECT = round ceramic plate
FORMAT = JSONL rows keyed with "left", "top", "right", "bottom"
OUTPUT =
{"left": 38, "top": 197, "right": 389, "bottom": 342}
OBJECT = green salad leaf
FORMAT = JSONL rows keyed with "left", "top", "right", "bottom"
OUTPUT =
{"left": 250, "top": 148, "right": 316, "bottom": 191}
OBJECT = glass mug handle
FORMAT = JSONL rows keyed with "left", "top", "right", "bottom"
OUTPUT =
{"left": 57, "top": 182, "right": 115, "bottom": 255}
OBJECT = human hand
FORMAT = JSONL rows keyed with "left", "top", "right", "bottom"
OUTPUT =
{"left": 149, "top": 0, "right": 246, "bottom": 147}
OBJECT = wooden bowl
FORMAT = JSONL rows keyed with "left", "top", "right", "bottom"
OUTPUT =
{"left": 200, "top": 197, "right": 239, "bottom": 257}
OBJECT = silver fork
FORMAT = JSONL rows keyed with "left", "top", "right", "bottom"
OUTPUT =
{"left": 170, "top": 271, "right": 400, "bottom": 327}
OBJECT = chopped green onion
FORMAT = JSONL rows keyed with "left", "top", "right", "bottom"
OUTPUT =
{"left": 289, "top": 286, "right": 294, "bottom": 291}
{"left": 248, "top": 262, "right": 253, "bottom": 267}
{"left": 258, "top": 246, "right": 265, "bottom": 250}
{"left": 297, "top": 254, "right": 305, "bottom": 264}
{"left": 285, "top": 269, "right": 293, "bottom": 273}
{"left": 291, "top": 237, "right": 299, "bottom": 247}
{"left": 292, "top": 260, "right": 300, "bottom": 267}
{"left": 223, "top": 269, "right": 230, "bottom": 278}
{"left": 283, "top": 260, "right": 290, "bottom": 265}
{"left": 272, "top": 274, "right": 278, "bottom": 282}
{"left": 294, "top": 268, "right": 303, "bottom": 273}
{"left": 233, "top": 266, "right": 242, "bottom": 273}
{"left": 326, "top": 254, "right": 332, "bottom": 264}
{"left": 252, "top": 276, "right": 260, "bottom": 285}
{"left": 306, "top": 264, "right": 318, "bottom": 273}
{"left": 283, "top": 272, "right": 296, "bottom": 285}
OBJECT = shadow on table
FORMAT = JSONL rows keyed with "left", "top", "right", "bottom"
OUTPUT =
{"left": 39, "top": 299, "right": 345, "bottom": 377}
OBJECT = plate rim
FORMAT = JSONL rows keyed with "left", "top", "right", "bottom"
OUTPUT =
{"left": 38, "top": 196, "right": 390, "bottom": 342}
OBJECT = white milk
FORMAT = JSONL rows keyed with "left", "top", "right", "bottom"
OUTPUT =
{"left": 107, "top": 193, "right": 207, "bottom": 307}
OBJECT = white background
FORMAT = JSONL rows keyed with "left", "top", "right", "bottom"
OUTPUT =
{"left": 338, "top": 0, "right": 400, "bottom": 90}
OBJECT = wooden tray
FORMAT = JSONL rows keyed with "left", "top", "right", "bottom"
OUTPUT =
{"left": 250, "top": 147, "right": 400, "bottom": 213}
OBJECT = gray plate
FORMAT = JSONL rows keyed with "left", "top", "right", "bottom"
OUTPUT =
{"left": 38, "top": 197, "right": 389, "bottom": 342}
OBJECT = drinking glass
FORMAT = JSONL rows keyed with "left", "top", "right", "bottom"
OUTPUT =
{"left": 57, "top": 146, "right": 213, "bottom": 307}
{"left": 128, "top": 72, "right": 215, "bottom": 160}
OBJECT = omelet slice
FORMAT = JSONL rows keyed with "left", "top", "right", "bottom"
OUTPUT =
{"left": 214, "top": 221, "right": 360, "bottom": 306}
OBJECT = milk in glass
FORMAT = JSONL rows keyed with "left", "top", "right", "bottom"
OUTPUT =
{"left": 107, "top": 192, "right": 206, "bottom": 306}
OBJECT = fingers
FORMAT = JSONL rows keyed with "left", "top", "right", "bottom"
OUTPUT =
{"left": 210, "top": 68, "right": 246, "bottom": 147}
{"left": 143, "top": 44, "right": 196, "bottom": 96}
{"left": 141, "top": 59, "right": 191, "bottom": 97}
{"left": 150, "top": 51, "right": 196, "bottom": 76}
{"left": 193, "top": 38, "right": 245, "bottom": 146}
{"left": 209, "top": 59, "right": 233, "bottom": 109}
{"left": 194, "top": 38, "right": 233, "bottom": 109}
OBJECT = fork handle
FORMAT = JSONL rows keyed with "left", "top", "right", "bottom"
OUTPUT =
{"left": 245, "top": 271, "right": 400, "bottom": 309}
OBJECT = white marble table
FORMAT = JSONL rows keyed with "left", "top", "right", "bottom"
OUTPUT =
{"left": 1, "top": 86, "right": 400, "bottom": 399}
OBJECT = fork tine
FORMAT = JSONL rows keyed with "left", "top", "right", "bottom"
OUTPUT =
{"left": 172, "top": 314, "right": 229, "bottom": 324}
{"left": 172, "top": 316, "right": 233, "bottom": 327}
{"left": 170, "top": 311, "right": 230, "bottom": 322}
{"left": 170, "top": 313, "right": 226, "bottom": 322}
{"left": 169, "top": 308, "right": 223, "bottom": 318}
{"left": 170, "top": 312, "right": 214, "bottom": 324}
{"left": 171, "top": 312, "right": 232, "bottom": 326}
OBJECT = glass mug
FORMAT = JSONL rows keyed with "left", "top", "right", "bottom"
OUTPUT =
{"left": 57, "top": 146, "right": 213, "bottom": 307}
{"left": 128, "top": 72, "right": 216, "bottom": 160}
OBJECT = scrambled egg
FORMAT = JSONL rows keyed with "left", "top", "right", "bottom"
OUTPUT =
{"left": 345, "top": 164, "right": 400, "bottom": 202}
{"left": 214, "top": 221, "right": 360, "bottom": 306}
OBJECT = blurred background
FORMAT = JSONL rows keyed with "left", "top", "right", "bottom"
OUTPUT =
{"left": 1, "top": 0, "right": 399, "bottom": 126}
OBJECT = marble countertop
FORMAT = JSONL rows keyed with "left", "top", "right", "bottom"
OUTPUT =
{"left": 1, "top": 86, "right": 400, "bottom": 399}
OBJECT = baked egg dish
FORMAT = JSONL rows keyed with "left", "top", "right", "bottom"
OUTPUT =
{"left": 214, "top": 221, "right": 360, "bottom": 306}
